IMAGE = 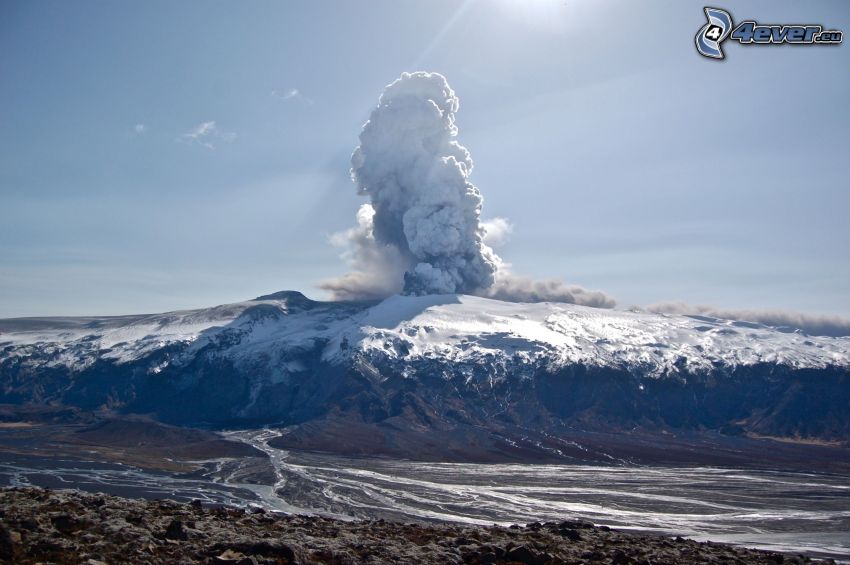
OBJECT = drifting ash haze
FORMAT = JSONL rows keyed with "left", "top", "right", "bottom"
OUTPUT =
{"left": 645, "top": 303, "right": 850, "bottom": 338}
{"left": 321, "top": 71, "right": 613, "bottom": 307}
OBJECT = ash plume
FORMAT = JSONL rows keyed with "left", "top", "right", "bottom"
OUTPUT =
{"left": 350, "top": 71, "right": 497, "bottom": 295}
{"left": 646, "top": 303, "right": 850, "bottom": 337}
{"left": 319, "top": 72, "right": 846, "bottom": 330}
{"left": 321, "top": 71, "right": 615, "bottom": 307}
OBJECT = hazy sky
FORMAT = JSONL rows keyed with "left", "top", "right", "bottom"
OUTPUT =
{"left": 1, "top": 0, "right": 848, "bottom": 317}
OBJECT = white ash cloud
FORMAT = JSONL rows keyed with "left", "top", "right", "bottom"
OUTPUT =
{"left": 349, "top": 71, "right": 498, "bottom": 295}
{"left": 646, "top": 302, "right": 850, "bottom": 337}
{"left": 322, "top": 71, "right": 616, "bottom": 307}
{"left": 319, "top": 75, "right": 844, "bottom": 328}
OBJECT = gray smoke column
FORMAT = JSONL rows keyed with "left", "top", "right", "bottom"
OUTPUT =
{"left": 349, "top": 71, "right": 498, "bottom": 295}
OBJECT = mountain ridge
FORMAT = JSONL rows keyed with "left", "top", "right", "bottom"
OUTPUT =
{"left": 1, "top": 291, "right": 849, "bottom": 459}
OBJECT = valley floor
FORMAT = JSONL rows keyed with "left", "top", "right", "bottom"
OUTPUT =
{"left": 0, "top": 487, "right": 838, "bottom": 565}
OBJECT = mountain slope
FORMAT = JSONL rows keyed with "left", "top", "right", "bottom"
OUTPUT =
{"left": 1, "top": 291, "right": 849, "bottom": 458}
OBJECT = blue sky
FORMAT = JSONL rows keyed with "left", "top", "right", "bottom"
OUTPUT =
{"left": 1, "top": 0, "right": 848, "bottom": 317}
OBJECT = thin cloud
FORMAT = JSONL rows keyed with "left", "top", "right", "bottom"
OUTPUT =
{"left": 178, "top": 120, "right": 236, "bottom": 150}
{"left": 133, "top": 123, "right": 146, "bottom": 134}
{"left": 271, "top": 88, "right": 314, "bottom": 105}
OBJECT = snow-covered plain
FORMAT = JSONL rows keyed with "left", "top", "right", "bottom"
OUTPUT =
{"left": 1, "top": 293, "right": 848, "bottom": 376}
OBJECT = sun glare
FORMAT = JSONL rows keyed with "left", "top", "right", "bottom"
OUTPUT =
{"left": 495, "top": 0, "right": 575, "bottom": 32}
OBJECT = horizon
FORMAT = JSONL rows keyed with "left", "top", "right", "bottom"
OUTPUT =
{"left": 1, "top": 1, "right": 848, "bottom": 320}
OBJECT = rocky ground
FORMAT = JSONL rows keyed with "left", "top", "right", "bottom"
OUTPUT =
{"left": 0, "top": 487, "right": 838, "bottom": 565}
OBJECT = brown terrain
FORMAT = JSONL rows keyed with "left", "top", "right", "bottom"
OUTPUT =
{"left": 0, "top": 487, "right": 839, "bottom": 565}
{"left": 0, "top": 405, "right": 268, "bottom": 473}
{"left": 2, "top": 404, "right": 849, "bottom": 477}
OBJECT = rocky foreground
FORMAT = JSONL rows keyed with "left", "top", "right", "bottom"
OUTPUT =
{"left": 0, "top": 488, "right": 837, "bottom": 565}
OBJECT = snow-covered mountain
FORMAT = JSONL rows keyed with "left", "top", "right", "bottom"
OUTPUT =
{"left": 2, "top": 291, "right": 849, "bottom": 454}
{"left": 3, "top": 291, "right": 847, "bottom": 374}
